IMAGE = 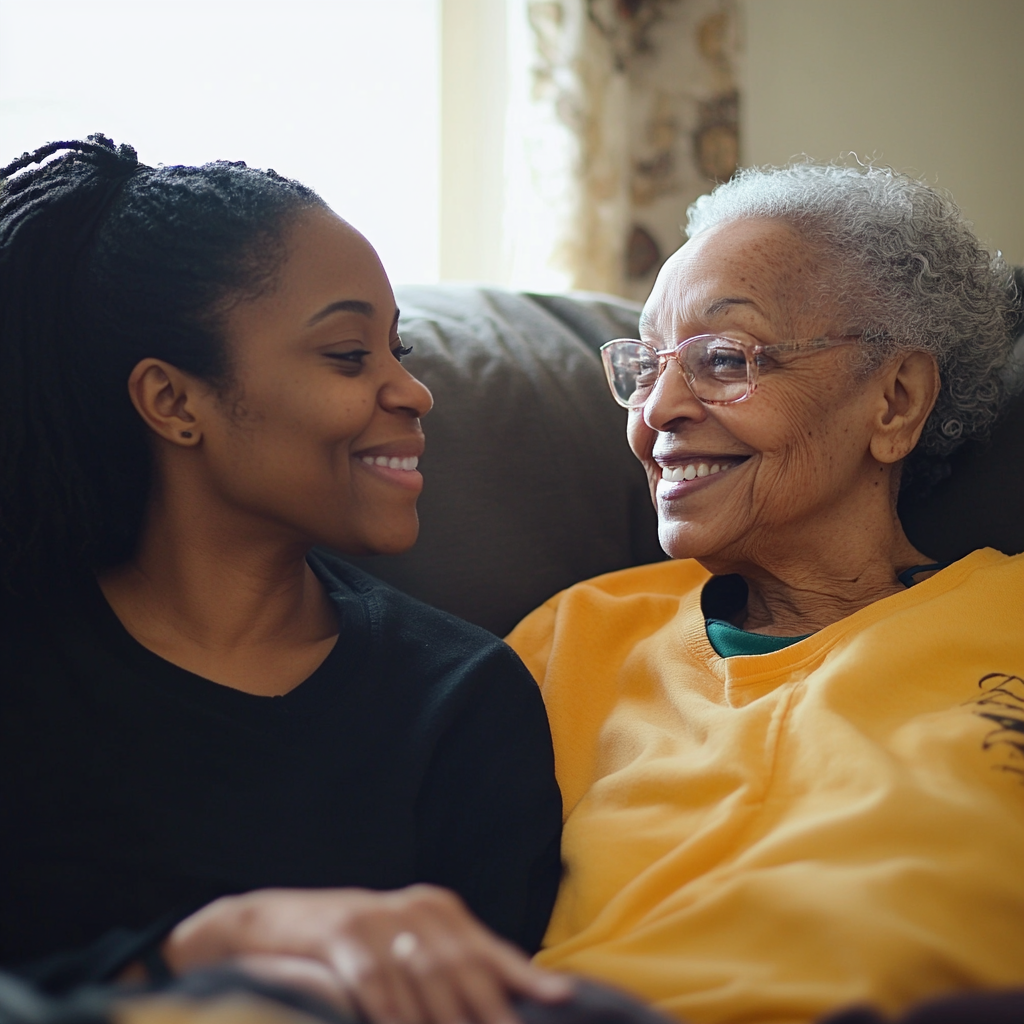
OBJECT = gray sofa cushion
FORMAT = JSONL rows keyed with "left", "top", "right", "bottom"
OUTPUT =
{"left": 340, "top": 285, "right": 663, "bottom": 637}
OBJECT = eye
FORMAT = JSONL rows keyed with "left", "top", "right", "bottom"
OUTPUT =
{"left": 324, "top": 349, "right": 371, "bottom": 372}
{"left": 697, "top": 342, "right": 748, "bottom": 381}
{"left": 612, "top": 345, "right": 656, "bottom": 379}
{"left": 392, "top": 342, "right": 414, "bottom": 362}
{"left": 633, "top": 351, "right": 660, "bottom": 388}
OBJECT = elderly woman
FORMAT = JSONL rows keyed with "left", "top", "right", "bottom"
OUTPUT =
{"left": 507, "top": 164, "right": 1024, "bottom": 1024}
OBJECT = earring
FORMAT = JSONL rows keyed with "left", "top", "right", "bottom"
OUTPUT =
{"left": 180, "top": 431, "right": 193, "bottom": 438}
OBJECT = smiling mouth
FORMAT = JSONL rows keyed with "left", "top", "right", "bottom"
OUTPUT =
{"left": 660, "top": 456, "right": 747, "bottom": 481}
{"left": 359, "top": 455, "right": 420, "bottom": 472}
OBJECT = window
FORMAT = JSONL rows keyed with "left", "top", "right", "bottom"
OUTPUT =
{"left": 0, "top": 0, "right": 441, "bottom": 284}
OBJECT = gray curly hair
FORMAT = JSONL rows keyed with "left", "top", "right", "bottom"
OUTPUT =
{"left": 685, "top": 162, "right": 1021, "bottom": 486}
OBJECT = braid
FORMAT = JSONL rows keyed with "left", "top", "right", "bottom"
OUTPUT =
{"left": 2, "top": 134, "right": 132, "bottom": 176}
{"left": 1, "top": 135, "right": 141, "bottom": 250}
{"left": 0, "top": 134, "right": 325, "bottom": 603}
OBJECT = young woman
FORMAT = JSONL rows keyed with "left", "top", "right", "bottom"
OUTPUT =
{"left": 0, "top": 136, "right": 568, "bottom": 1024}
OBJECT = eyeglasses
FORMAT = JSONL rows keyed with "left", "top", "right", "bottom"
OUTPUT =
{"left": 599, "top": 334, "right": 857, "bottom": 408}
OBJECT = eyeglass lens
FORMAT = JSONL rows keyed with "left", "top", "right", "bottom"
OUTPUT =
{"left": 604, "top": 337, "right": 751, "bottom": 406}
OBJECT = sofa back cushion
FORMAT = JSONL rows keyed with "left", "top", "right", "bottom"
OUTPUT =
{"left": 341, "top": 286, "right": 663, "bottom": 637}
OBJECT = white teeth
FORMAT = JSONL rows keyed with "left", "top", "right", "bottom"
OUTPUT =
{"left": 361, "top": 455, "right": 419, "bottom": 471}
{"left": 662, "top": 460, "right": 734, "bottom": 481}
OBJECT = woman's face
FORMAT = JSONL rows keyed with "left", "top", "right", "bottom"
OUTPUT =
{"left": 630, "top": 217, "right": 888, "bottom": 570}
{"left": 194, "top": 207, "right": 432, "bottom": 555}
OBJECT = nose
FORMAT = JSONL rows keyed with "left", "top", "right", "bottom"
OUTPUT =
{"left": 642, "top": 357, "right": 707, "bottom": 432}
{"left": 380, "top": 363, "right": 433, "bottom": 419}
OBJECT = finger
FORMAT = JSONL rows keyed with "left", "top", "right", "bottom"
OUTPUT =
{"left": 332, "top": 943, "right": 426, "bottom": 1024}
{"left": 394, "top": 920, "right": 517, "bottom": 1024}
{"left": 474, "top": 942, "right": 574, "bottom": 1004}
{"left": 401, "top": 891, "right": 572, "bottom": 1015}
{"left": 443, "top": 960, "right": 520, "bottom": 1024}
{"left": 393, "top": 928, "right": 492, "bottom": 1024}
{"left": 419, "top": 891, "right": 572, "bottom": 1006}
{"left": 402, "top": 958, "right": 467, "bottom": 1024}
{"left": 233, "top": 954, "right": 354, "bottom": 1013}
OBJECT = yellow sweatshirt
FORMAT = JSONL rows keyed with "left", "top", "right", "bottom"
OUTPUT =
{"left": 506, "top": 549, "right": 1024, "bottom": 1024}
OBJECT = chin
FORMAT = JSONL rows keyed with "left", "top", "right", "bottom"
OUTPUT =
{"left": 658, "top": 526, "right": 697, "bottom": 562}
{"left": 657, "top": 520, "right": 734, "bottom": 566}
{"left": 337, "top": 517, "right": 421, "bottom": 557}
{"left": 368, "top": 532, "right": 419, "bottom": 556}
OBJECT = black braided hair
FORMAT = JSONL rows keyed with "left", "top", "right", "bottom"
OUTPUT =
{"left": 0, "top": 134, "right": 326, "bottom": 602}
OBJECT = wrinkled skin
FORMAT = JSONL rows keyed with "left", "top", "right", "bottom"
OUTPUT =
{"left": 629, "top": 217, "right": 940, "bottom": 635}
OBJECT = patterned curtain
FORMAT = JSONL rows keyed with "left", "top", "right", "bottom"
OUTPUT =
{"left": 504, "top": 0, "right": 740, "bottom": 301}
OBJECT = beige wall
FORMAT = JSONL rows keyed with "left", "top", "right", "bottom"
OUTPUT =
{"left": 739, "top": 0, "right": 1024, "bottom": 265}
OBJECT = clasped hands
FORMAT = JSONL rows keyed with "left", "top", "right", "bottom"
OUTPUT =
{"left": 163, "top": 885, "right": 573, "bottom": 1024}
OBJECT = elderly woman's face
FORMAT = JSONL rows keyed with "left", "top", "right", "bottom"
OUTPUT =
{"left": 630, "top": 217, "right": 887, "bottom": 567}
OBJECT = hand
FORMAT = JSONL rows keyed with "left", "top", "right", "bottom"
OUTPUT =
{"left": 163, "top": 885, "right": 573, "bottom": 1024}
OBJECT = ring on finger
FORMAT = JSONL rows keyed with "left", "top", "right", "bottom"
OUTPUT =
{"left": 390, "top": 931, "right": 419, "bottom": 961}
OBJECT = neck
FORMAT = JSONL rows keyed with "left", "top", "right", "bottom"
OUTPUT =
{"left": 700, "top": 480, "right": 932, "bottom": 637}
{"left": 98, "top": 485, "right": 338, "bottom": 695}
{"left": 737, "top": 541, "right": 924, "bottom": 635}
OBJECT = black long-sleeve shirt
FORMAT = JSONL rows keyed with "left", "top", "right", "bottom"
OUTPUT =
{"left": 0, "top": 553, "right": 562, "bottom": 991}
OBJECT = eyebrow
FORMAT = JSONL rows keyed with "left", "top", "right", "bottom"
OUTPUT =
{"left": 639, "top": 296, "right": 756, "bottom": 337}
{"left": 702, "top": 297, "right": 754, "bottom": 318}
{"left": 306, "top": 300, "right": 401, "bottom": 329}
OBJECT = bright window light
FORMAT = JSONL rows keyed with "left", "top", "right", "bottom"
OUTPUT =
{"left": 0, "top": 0, "right": 440, "bottom": 284}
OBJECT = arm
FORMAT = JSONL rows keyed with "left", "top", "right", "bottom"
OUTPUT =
{"left": 412, "top": 644, "right": 563, "bottom": 954}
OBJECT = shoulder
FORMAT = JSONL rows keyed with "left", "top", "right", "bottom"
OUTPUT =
{"left": 520, "top": 558, "right": 708, "bottom": 625}
{"left": 309, "top": 549, "right": 538, "bottom": 705}
{"left": 0, "top": 576, "right": 96, "bottom": 682}
{"left": 311, "top": 549, "right": 508, "bottom": 650}
{"left": 872, "top": 548, "right": 1024, "bottom": 643}
{"left": 889, "top": 550, "right": 1024, "bottom": 765}
{"left": 506, "top": 558, "right": 708, "bottom": 681}
{"left": 550, "top": 557, "right": 708, "bottom": 601}
{"left": 938, "top": 548, "right": 1024, "bottom": 632}
{"left": 943, "top": 547, "right": 1024, "bottom": 582}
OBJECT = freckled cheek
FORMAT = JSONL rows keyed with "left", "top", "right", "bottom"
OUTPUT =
{"left": 743, "top": 391, "right": 826, "bottom": 455}
{"left": 761, "top": 422, "right": 846, "bottom": 502}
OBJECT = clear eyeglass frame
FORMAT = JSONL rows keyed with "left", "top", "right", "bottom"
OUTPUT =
{"left": 598, "top": 334, "right": 858, "bottom": 409}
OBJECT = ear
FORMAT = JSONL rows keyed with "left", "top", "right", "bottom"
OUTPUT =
{"left": 127, "top": 358, "right": 207, "bottom": 446}
{"left": 868, "top": 350, "right": 941, "bottom": 465}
